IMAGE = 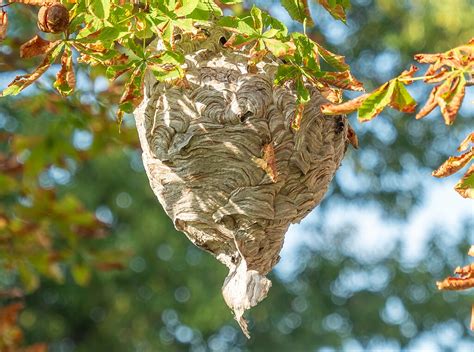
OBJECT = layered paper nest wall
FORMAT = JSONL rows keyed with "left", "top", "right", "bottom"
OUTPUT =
{"left": 134, "top": 28, "right": 348, "bottom": 337}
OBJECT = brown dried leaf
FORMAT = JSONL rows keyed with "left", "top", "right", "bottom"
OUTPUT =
{"left": 346, "top": 124, "right": 359, "bottom": 149}
{"left": 23, "top": 343, "right": 48, "bottom": 352}
{"left": 397, "top": 65, "right": 419, "bottom": 84}
{"left": 414, "top": 52, "right": 439, "bottom": 64}
{"left": 2, "top": 41, "right": 62, "bottom": 96}
{"left": 252, "top": 143, "right": 278, "bottom": 182}
{"left": 416, "top": 74, "right": 466, "bottom": 124}
{"left": 54, "top": 47, "right": 75, "bottom": 96}
{"left": 318, "top": 70, "right": 364, "bottom": 91}
{"left": 415, "top": 84, "right": 440, "bottom": 120}
{"left": 471, "top": 305, "right": 474, "bottom": 331}
{"left": 291, "top": 102, "right": 305, "bottom": 130}
{"left": 0, "top": 10, "right": 7, "bottom": 41}
{"left": 20, "top": 35, "right": 54, "bottom": 58}
{"left": 437, "top": 277, "right": 474, "bottom": 290}
{"left": 0, "top": 302, "right": 23, "bottom": 325}
{"left": 319, "top": 86, "right": 343, "bottom": 104}
{"left": 321, "top": 93, "right": 367, "bottom": 115}
{"left": 454, "top": 263, "right": 474, "bottom": 279}
{"left": 415, "top": 42, "right": 474, "bottom": 75}
{"left": 440, "top": 75, "right": 466, "bottom": 125}
{"left": 432, "top": 147, "right": 473, "bottom": 178}
{"left": 0, "top": 302, "right": 24, "bottom": 347}
{"left": 458, "top": 132, "right": 474, "bottom": 152}
{"left": 7, "top": 0, "right": 58, "bottom": 4}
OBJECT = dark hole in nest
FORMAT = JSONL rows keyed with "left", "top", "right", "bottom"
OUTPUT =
{"left": 240, "top": 111, "right": 253, "bottom": 123}
{"left": 219, "top": 36, "right": 227, "bottom": 46}
{"left": 336, "top": 116, "right": 345, "bottom": 134}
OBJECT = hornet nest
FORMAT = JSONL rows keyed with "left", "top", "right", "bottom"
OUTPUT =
{"left": 134, "top": 27, "right": 351, "bottom": 337}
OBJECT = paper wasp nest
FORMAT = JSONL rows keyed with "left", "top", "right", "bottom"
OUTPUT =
{"left": 134, "top": 28, "right": 348, "bottom": 337}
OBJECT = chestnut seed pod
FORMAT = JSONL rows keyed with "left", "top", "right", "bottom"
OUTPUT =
{"left": 37, "top": 4, "right": 69, "bottom": 34}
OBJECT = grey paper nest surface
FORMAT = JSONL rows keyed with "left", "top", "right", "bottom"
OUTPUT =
{"left": 134, "top": 28, "right": 348, "bottom": 337}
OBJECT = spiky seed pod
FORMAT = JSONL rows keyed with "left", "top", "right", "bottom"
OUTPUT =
{"left": 37, "top": 4, "right": 69, "bottom": 34}
{"left": 134, "top": 27, "right": 348, "bottom": 337}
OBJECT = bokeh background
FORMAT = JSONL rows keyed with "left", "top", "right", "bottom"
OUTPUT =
{"left": 1, "top": 0, "right": 473, "bottom": 351}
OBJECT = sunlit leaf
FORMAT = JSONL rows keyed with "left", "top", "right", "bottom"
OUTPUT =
{"left": 458, "top": 132, "right": 474, "bottom": 152}
{"left": 315, "top": 43, "right": 350, "bottom": 71}
{"left": 317, "top": 0, "right": 350, "bottom": 22}
{"left": 317, "top": 70, "right": 364, "bottom": 91}
{"left": 281, "top": 0, "right": 314, "bottom": 26}
{"left": 416, "top": 74, "right": 466, "bottom": 125}
{"left": 20, "top": 35, "right": 54, "bottom": 58}
{"left": 432, "top": 148, "right": 473, "bottom": 178}
{"left": 1, "top": 41, "right": 64, "bottom": 96}
{"left": 175, "top": 0, "right": 199, "bottom": 16}
{"left": 87, "top": 0, "right": 110, "bottom": 20}
{"left": 390, "top": 81, "right": 417, "bottom": 113}
{"left": 358, "top": 81, "right": 395, "bottom": 122}
{"left": 321, "top": 93, "right": 367, "bottom": 115}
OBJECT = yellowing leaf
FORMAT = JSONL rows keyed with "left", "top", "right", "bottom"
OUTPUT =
{"left": 263, "top": 38, "right": 295, "bottom": 57}
{"left": 358, "top": 81, "right": 395, "bottom": 122}
{"left": 390, "top": 81, "right": 417, "bottom": 113}
{"left": 315, "top": 43, "right": 349, "bottom": 71}
{"left": 455, "top": 164, "right": 474, "bottom": 199}
{"left": 318, "top": 0, "right": 350, "bottom": 22}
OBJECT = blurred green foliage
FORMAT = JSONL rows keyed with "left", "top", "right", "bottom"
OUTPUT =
{"left": 0, "top": 0, "right": 473, "bottom": 351}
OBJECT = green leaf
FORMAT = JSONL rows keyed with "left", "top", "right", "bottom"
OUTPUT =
{"left": 281, "top": 0, "right": 314, "bottom": 26}
{"left": 263, "top": 38, "right": 294, "bottom": 57}
{"left": 188, "top": 0, "right": 222, "bottom": 20}
{"left": 250, "top": 5, "right": 264, "bottom": 33}
{"left": 175, "top": 0, "right": 199, "bottom": 16}
{"left": 72, "top": 264, "right": 91, "bottom": 286}
{"left": 18, "top": 262, "right": 40, "bottom": 293}
{"left": 296, "top": 78, "right": 310, "bottom": 104}
{"left": 358, "top": 81, "right": 396, "bottom": 121}
{"left": 274, "top": 64, "right": 300, "bottom": 85}
{"left": 87, "top": 0, "right": 110, "bottom": 20}
{"left": 390, "top": 81, "right": 417, "bottom": 113}
{"left": 218, "top": 16, "right": 256, "bottom": 36}
{"left": 316, "top": 43, "right": 349, "bottom": 71}
{"left": 318, "top": 0, "right": 350, "bottom": 22}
